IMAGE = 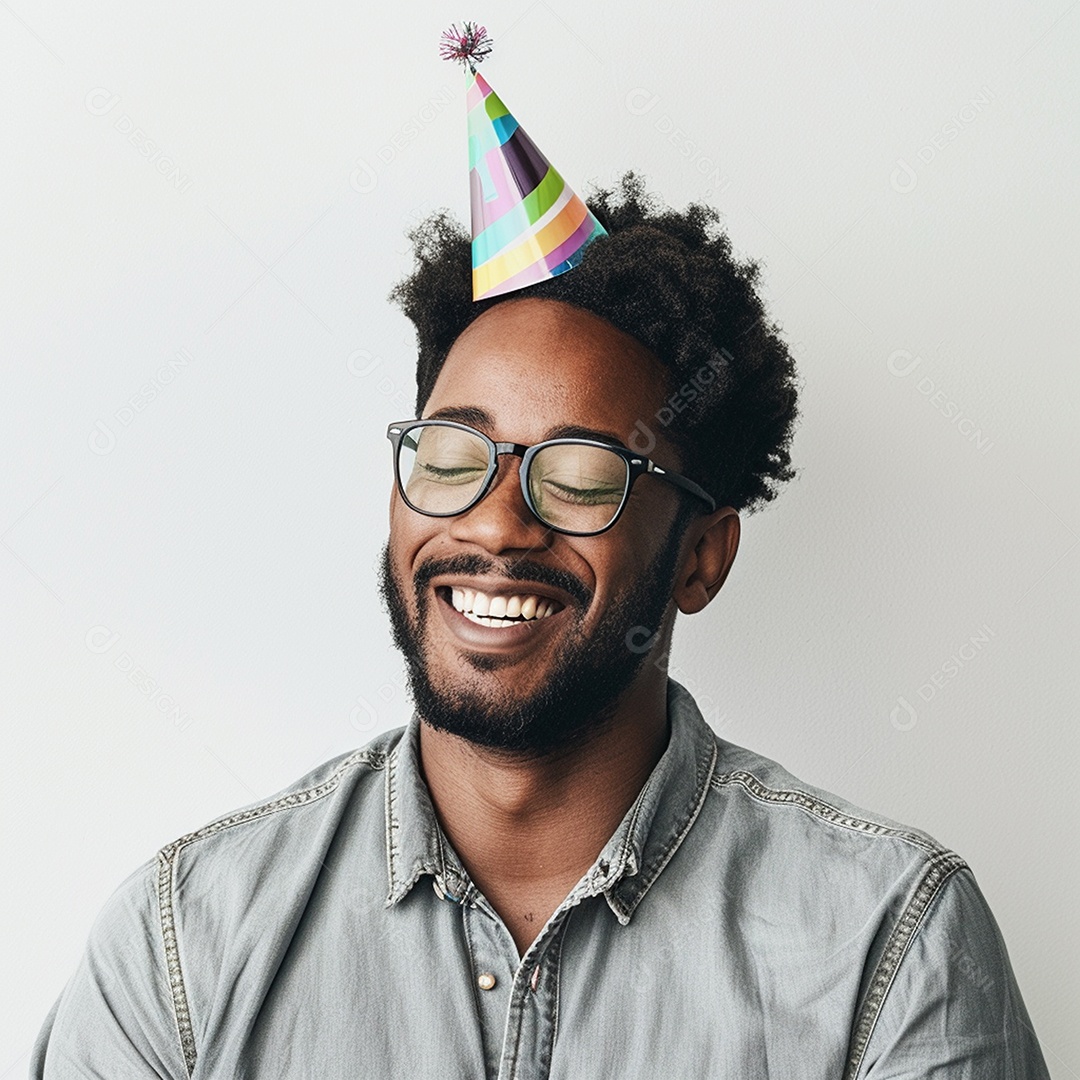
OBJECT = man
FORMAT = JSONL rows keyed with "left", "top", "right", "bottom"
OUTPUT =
{"left": 32, "top": 175, "right": 1050, "bottom": 1078}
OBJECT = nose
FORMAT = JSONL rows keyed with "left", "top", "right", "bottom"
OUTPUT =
{"left": 447, "top": 453, "right": 552, "bottom": 554}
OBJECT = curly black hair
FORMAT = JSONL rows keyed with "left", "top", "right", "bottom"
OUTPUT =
{"left": 388, "top": 172, "right": 800, "bottom": 515}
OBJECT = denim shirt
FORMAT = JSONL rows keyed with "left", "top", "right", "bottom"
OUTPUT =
{"left": 32, "top": 679, "right": 1049, "bottom": 1079}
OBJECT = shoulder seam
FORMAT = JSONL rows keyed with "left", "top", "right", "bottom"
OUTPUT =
{"left": 710, "top": 769, "right": 946, "bottom": 855}
{"left": 159, "top": 747, "right": 388, "bottom": 861}
{"left": 841, "top": 852, "right": 969, "bottom": 1080}
{"left": 154, "top": 746, "right": 386, "bottom": 1076}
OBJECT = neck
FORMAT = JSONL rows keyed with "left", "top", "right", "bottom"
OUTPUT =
{"left": 417, "top": 667, "right": 671, "bottom": 899}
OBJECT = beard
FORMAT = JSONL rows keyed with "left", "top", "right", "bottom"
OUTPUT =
{"left": 377, "top": 518, "right": 687, "bottom": 759}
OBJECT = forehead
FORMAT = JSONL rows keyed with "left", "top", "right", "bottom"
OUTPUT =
{"left": 425, "top": 298, "right": 670, "bottom": 444}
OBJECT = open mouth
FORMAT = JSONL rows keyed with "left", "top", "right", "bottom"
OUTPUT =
{"left": 436, "top": 585, "right": 566, "bottom": 629}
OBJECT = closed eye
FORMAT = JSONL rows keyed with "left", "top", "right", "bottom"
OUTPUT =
{"left": 417, "top": 462, "right": 487, "bottom": 484}
{"left": 540, "top": 479, "right": 624, "bottom": 505}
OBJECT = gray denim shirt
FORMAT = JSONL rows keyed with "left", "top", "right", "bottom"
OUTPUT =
{"left": 32, "top": 679, "right": 1050, "bottom": 1079}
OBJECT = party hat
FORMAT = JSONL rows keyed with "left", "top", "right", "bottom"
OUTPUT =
{"left": 440, "top": 23, "right": 607, "bottom": 301}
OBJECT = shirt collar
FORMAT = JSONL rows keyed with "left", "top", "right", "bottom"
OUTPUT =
{"left": 384, "top": 678, "right": 718, "bottom": 924}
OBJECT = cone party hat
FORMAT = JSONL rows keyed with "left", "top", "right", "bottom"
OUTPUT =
{"left": 440, "top": 23, "right": 607, "bottom": 301}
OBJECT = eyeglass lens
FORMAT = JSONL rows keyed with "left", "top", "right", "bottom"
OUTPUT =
{"left": 398, "top": 425, "right": 629, "bottom": 533}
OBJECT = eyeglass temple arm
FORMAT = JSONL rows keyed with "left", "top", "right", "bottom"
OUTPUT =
{"left": 646, "top": 461, "right": 717, "bottom": 512}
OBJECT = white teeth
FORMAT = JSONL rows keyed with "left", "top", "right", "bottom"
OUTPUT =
{"left": 447, "top": 587, "right": 560, "bottom": 624}
{"left": 463, "top": 612, "right": 517, "bottom": 627}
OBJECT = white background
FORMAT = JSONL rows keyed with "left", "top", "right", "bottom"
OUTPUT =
{"left": 2, "top": 0, "right": 1077, "bottom": 1074}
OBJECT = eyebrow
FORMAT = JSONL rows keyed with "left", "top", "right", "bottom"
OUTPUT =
{"left": 424, "top": 406, "right": 628, "bottom": 449}
{"left": 426, "top": 405, "right": 492, "bottom": 428}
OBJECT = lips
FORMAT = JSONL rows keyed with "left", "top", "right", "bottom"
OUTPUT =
{"left": 432, "top": 579, "right": 571, "bottom": 649}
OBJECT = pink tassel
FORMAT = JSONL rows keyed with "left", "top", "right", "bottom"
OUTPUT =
{"left": 439, "top": 21, "right": 493, "bottom": 68}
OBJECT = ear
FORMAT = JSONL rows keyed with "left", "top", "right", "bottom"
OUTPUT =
{"left": 673, "top": 507, "right": 740, "bottom": 615}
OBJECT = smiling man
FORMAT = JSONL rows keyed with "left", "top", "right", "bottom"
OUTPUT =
{"left": 32, "top": 176, "right": 1050, "bottom": 1079}
{"left": 376, "top": 289, "right": 736, "bottom": 962}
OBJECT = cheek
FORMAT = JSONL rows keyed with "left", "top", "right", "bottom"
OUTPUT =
{"left": 587, "top": 530, "right": 679, "bottom": 614}
{"left": 386, "top": 509, "right": 429, "bottom": 592}
{"left": 389, "top": 493, "right": 431, "bottom": 549}
{"left": 564, "top": 544, "right": 637, "bottom": 617}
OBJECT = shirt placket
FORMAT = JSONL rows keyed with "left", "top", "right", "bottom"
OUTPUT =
{"left": 432, "top": 860, "right": 572, "bottom": 1080}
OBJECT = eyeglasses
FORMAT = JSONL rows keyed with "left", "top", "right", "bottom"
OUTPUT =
{"left": 386, "top": 419, "right": 716, "bottom": 537}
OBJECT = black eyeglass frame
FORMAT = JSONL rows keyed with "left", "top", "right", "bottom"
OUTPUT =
{"left": 386, "top": 418, "right": 717, "bottom": 537}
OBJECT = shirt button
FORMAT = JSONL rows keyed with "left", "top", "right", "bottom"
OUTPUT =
{"left": 477, "top": 972, "right": 497, "bottom": 991}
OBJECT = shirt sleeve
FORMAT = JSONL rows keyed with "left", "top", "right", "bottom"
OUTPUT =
{"left": 29, "top": 857, "right": 190, "bottom": 1080}
{"left": 855, "top": 865, "right": 1051, "bottom": 1079}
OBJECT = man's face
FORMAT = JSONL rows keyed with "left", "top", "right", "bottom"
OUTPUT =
{"left": 379, "top": 297, "right": 692, "bottom": 757}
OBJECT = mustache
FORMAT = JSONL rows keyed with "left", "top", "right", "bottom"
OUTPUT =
{"left": 413, "top": 553, "right": 593, "bottom": 609}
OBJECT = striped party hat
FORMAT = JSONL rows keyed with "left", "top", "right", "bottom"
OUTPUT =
{"left": 440, "top": 23, "right": 607, "bottom": 301}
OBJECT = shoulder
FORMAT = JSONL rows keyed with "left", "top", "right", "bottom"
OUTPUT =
{"left": 691, "top": 731, "right": 1041, "bottom": 1074}
{"left": 32, "top": 733, "right": 406, "bottom": 1077}
{"left": 707, "top": 735, "right": 957, "bottom": 861}
{"left": 151, "top": 728, "right": 406, "bottom": 1067}
{"left": 158, "top": 726, "right": 402, "bottom": 869}
{"left": 154, "top": 725, "right": 404, "bottom": 928}
{"left": 846, "top": 854, "right": 1050, "bottom": 1076}
{"left": 31, "top": 856, "right": 190, "bottom": 1077}
{"left": 663, "top": 679, "right": 966, "bottom": 909}
{"left": 692, "top": 729, "right": 969, "bottom": 938}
